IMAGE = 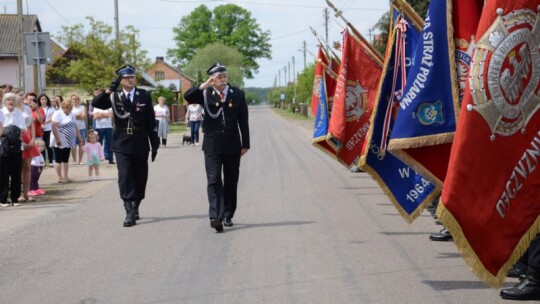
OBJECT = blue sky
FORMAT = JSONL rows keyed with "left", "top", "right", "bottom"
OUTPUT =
{"left": 1, "top": 0, "right": 388, "bottom": 87}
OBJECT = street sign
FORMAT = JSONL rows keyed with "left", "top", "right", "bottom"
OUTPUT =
{"left": 24, "top": 32, "right": 52, "bottom": 65}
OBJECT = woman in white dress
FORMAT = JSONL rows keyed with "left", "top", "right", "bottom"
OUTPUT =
{"left": 153, "top": 96, "right": 170, "bottom": 147}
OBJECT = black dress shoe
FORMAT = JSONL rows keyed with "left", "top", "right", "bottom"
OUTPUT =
{"left": 223, "top": 218, "right": 233, "bottom": 227}
{"left": 500, "top": 275, "right": 540, "bottom": 300}
{"left": 429, "top": 228, "right": 453, "bottom": 241}
{"left": 210, "top": 219, "right": 223, "bottom": 232}
{"left": 109, "top": 159, "right": 116, "bottom": 165}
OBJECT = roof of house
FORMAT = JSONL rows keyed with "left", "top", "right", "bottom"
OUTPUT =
{"left": 0, "top": 14, "right": 42, "bottom": 56}
{"left": 147, "top": 57, "right": 195, "bottom": 83}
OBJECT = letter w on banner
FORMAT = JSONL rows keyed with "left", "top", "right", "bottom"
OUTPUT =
{"left": 439, "top": 0, "right": 540, "bottom": 287}
{"left": 326, "top": 30, "right": 383, "bottom": 167}
{"left": 312, "top": 47, "right": 341, "bottom": 158}
{"left": 358, "top": 0, "right": 439, "bottom": 223}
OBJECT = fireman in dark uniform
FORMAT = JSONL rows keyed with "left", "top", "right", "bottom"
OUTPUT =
{"left": 92, "top": 65, "right": 159, "bottom": 227}
{"left": 184, "top": 62, "right": 250, "bottom": 233}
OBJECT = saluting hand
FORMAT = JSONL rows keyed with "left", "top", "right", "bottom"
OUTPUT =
{"left": 199, "top": 76, "right": 215, "bottom": 90}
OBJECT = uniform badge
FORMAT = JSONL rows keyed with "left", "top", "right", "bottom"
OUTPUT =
{"left": 468, "top": 7, "right": 540, "bottom": 140}
{"left": 229, "top": 102, "right": 232, "bottom": 107}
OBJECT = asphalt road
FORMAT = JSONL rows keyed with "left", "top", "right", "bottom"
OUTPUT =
{"left": 0, "top": 106, "right": 517, "bottom": 304}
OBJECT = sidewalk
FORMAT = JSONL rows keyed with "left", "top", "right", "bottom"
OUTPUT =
{"left": 0, "top": 135, "right": 188, "bottom": 233}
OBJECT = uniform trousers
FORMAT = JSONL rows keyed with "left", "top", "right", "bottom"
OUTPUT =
{"left": 204, "top": 152, "right": 240, "bottom": 220}
{"left": 115, "top": 152, "right": 149, "bottom": 202}
{"left": 525, "top": 235, "right": 540, "bottom": 275}
{"left": 0, "top": 153, "right": 22, "bottom": 203}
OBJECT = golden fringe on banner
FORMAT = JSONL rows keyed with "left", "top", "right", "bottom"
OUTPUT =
{"left": 387, "top": 133, "right": 454, "bottom": 151}
{"left": 437, "top": 202, "right": 540, "bottom": 288}
{"left": 362, "top": 163, "right": 441, "bottom": 223}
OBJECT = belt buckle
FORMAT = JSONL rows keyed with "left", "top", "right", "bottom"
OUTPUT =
{"left": 127, "top": 127, "right": 133, "bottom": 135}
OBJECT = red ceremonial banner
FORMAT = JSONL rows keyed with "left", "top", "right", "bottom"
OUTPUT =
{"left": 311, "top": 48, "right": 339, "bottom": 117}
{"left": 327, "top": 30, "right": 383, "bottom": 167}
{"left": 439, "top": 0, "right": 540, "bottom": 287}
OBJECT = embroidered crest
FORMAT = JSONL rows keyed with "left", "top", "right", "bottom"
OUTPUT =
{"left": 417, "top": 100, "right": 444, "bottom": 125}
{"left": 345, "top": 80, "right": 368, "bottom": 122}
{"left": 312, "top": 76, "right": 322, "bottom": 98}
{"left": 455, "top": 38, "right": 475, "bottom": 101}
{"left": 468, "top": 7, "right": 540, "bottom": 139}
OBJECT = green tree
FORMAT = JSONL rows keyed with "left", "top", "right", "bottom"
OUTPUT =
{"left": 244, "top": 90, "right": 261, "bottom": 105}
{"left": 295, "top": 63, "right": 316, "bottom": 105}
{"left": 150, "top": 85, "right": 177, "bottom": 106}
{"left": 371, "top": 0, "right": 429, "bottom": 54}
{"left": 47, "top": 17, "right": 150, "bottom": 92}
{"left": 183, "top": 42, "right": 245, "bottom": 87}
{"left": 167, "top": 4, "right": 271, "bottom": 79}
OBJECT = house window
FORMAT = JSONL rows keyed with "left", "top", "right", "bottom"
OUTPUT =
{"left": 155, "top": 71, "right": 165, "bottom": 80}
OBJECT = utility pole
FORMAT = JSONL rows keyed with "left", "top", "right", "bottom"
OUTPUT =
{"left": 292, "top": 56, "right": 297, "bottom": 103}
{"left": 114, "top": 0, "right": 121, "bottom": 65}
{"left": 324, "top": 8, "right": 330, "bottom": 45}
{"left": 288, "top": 62, "right": 291, "bottom": 86}
{"left": 292, "top": 56, "right": 296, "bottom": 84}
{"left": 298, "top": 40, "right": 307, "bottom": 70}
{"left": 278, "top": 70, "right": 281, "bottom": 87}
{"left": 283, "top": 66, "right": 287, "bottom": 85}
{"left": 17, "top": 0, "right": 24, "bottom": 90}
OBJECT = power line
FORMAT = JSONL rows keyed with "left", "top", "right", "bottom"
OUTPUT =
{"left": 42, "top": 0, "right": 71, "bottom": 25}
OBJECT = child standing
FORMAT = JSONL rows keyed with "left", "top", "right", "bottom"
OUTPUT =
{"left": 29, "top": 139, "right": 46, "bottom": 196}
{"left": 83, "top": 130, "right": 104, "bottom": 181}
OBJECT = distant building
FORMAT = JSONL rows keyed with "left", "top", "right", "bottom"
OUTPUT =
{"left": 0, "top": 14, "right": 46, "bottom": 92}
{"left": 143, "top": 56, "right": 194, "bottom": 97}
{"left": 142, "top": 56, "right": 195, "bottom": 121}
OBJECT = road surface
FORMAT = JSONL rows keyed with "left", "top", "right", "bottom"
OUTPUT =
{"left": 0, "top": 106, "right": 515, "bottom": 303}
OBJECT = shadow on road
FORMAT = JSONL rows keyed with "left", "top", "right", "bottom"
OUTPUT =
{"left": 136, "top": 214, "right": 207, "bottom": 225}
{"left": 422, "top": 280, "right": 513, "bottom": 290}
{"left": 225, "top": 220, "right": 315, "bottom": 232}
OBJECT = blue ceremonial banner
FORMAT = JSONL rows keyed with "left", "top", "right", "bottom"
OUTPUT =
{"left": 386, "top": 0, "right": 460, "bottom": 185}
{"left": 313, "top": 75, "right": 329, "bottom": 140}
{"left": 359, "top": 2, "right": 439, "bottom": 223}
{"left": 311, "top": 47, "right": 339, "bottom": 158}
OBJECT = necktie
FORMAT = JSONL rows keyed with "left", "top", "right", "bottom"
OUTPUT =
{"left": 218, "top": 92, "right": 224, "bottom": 101}
{"left": 127, "top": 92, "right": 132, "bottom": 102}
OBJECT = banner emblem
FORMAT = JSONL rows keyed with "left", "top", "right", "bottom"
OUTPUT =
{"left": 455, "top": 40, "right": 474, "bottom": 101}
{"left": 417, "top": 100, "right": 444, "bottom": 125}
{"left": 345, "top": 80, "right": 368, "bottom": 122}
{"left": 469, "top": 8, "right": 540, "bottom": 138}
{"left": 312, "top": 76, "right": 322, "bottom": 98}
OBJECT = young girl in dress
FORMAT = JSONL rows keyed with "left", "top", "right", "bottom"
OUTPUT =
{"left": 83, "top": 130, "right": 104, "bottom": 181}
{"left": 28, "top": 139, "right": 46, "bottom": 196}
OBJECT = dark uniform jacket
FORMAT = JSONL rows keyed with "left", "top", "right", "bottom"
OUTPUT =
{"left": 184, "top": 85, "right": 250, "bottom": 155}
{"left": 92, "top": 88, "right": 159, "bottom": 154}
